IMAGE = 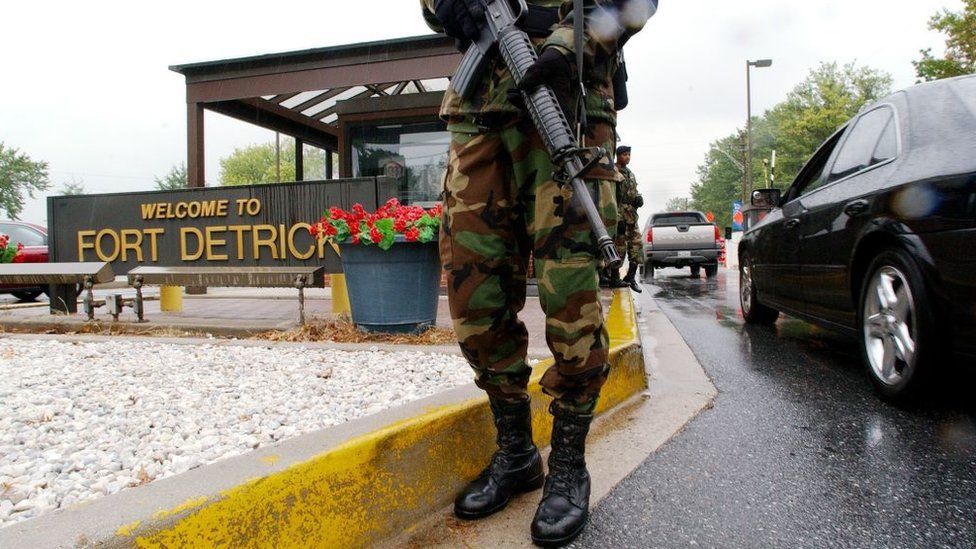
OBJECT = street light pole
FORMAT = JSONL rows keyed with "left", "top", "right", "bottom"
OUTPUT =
{"left": 745, "top": 59, "right": 772, "bottom": 201}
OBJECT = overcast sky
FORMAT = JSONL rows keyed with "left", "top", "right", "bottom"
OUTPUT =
{"left": 0, "top": 0, "right": 960, "bottom": 225}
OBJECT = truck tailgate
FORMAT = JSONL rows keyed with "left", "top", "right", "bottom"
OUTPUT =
{"left": 652, "top": 224, "right": 716, "bottom": 251}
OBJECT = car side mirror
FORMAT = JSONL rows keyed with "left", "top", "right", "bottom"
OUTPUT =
{"left": 751, "top": 189, "right": 782, "bottom": 208}
{"left": 724, "top": 227, "right": 733, "bottom": 240}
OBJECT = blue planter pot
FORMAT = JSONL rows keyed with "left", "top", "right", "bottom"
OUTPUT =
{"left": 339, "top": 238, "right": 440, "bottom": 333}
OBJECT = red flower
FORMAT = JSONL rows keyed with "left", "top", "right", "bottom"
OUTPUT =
{"left": 351, "top": 233, "right": 360, "bottom": 244}
{"left": 12, "top": 253, "right": 25, "bottom": 263}
{"left": 393, "top": 218, "right": 407, "bottom": 232}
{"left": 330, "top": 207, "right": 344, "bottom": 220}
{"left": 309, "top": 224, "right": 320, "bottom": 237}
{"left": 405, "top": 227, "right": 420, "bottom": 242}
{"left": 369, "top": 227, "right": 383, "bottom": 244}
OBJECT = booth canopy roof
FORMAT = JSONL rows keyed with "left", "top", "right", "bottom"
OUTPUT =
{"left": 170, "top": 34, "right": 459, "bottom": 135}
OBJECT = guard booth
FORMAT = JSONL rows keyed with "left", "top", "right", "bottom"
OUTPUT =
{"left": 169, "top": 35, "right": 460, "bottom": 207}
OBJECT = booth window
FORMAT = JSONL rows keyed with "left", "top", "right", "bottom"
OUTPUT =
{"left": 349, "top": 120, "right": 449, "bottom": 206}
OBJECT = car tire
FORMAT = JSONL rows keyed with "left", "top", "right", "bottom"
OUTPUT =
{"left": 11, "top": 289, "right": 43, "bottom": 302}
{"left": 704, "top": 264, "right": 719, "bottom": 278}
{"left": 642, "top": 264, "right": 655, "bottom": 282}
{"left": 690, "top": 265, "right": 701, "bottom": 278}
{"left": 857, "top": 248, "right": 941, "bottom": 404}
{"left": 740, "top": 254, "right": 779, "bottom": 325}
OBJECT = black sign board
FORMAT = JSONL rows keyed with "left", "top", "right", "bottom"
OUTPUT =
{"left": 47, "top": 177, "right": 398, "bottom": 275}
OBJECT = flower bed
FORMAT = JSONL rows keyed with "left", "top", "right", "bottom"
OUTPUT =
{"left": 310, "top": 198, "right": 441, "bottom": 249}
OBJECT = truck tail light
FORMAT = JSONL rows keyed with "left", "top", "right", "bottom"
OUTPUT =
{"left": 646, "top": 228, "right": 653, "bottom": 244}
{"left": 714, "top": 225, "right": 721, "bottom": 241}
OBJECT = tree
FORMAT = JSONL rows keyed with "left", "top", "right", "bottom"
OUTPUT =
{"left": 0, "top": 143, "right": 50, "bottom": 219}
{"left": 914, "top": 0, "right": 976, "bottom": 81}
{"left": 690, "top": 133, "right": 746, "bottom": 229}
{"left": 690, "top": 63, "right": 891, "bottom": 229}
{"left": 664, "top": 196, "right": 693, "bottom": 212}
{"left": 60, "top": 180, "right": 86, "bottom": 195}
{"left": 219, "top": 138, "right": 327, "bottom": 186}
{"left": 154, "top": 163, "right": 187, "bottom": 191}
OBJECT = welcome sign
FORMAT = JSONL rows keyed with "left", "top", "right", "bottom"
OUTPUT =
{"left": 47, "top": 178, "right": 398, "bottom": 274}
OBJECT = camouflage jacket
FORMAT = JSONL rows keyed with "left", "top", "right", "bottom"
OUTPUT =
{"left": 616, "top": 164, "right": 642, "bottom": 221}
{"left": 421, "top": 0, "right": 653, "bottom": 128}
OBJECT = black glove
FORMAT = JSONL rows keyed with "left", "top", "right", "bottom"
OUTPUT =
{"left": 434, "top": 0, "right": 486, "bottom": 47}
{"left": 510, "top": 47, "right": 576, "bottom": 118}
{"left": 634, "top": 195, "right": 644, "bottom": 208}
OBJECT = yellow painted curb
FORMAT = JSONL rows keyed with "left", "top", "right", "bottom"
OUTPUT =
{"left": 123, "top": 290, "right": 645, "bottom": 548}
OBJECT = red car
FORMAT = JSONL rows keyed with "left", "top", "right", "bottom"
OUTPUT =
{"left": 0, "top": 221, "right": 49, "bottom": 301}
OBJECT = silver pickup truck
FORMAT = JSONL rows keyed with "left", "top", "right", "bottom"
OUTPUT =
{"left": 642, "top": 211, "right": 721, "bottom": 280}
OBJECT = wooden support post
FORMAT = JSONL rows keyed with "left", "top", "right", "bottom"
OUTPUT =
{"left": 295, "top": 138, "right": 305, "bottom": 182}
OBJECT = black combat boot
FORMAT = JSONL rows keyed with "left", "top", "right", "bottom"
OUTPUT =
{"left": 454, "top": 397, "right": 544, "bottom": 519}
{"left": 531, "top": 404, "right": 594, "bottom": 547}
{"left": 609, "top": 268, "right": 629, "bottom": 289}
{"left": 622, "top": 263, "right": 643, "bottom": 293}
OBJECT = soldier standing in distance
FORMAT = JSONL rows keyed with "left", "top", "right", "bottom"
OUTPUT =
{"left": 421, "top": 0, "right": 657, "bottom": 545}
{"left": 614, "top": 145, "right": 645, "bottom": 292}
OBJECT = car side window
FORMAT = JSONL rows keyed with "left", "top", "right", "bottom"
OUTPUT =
{"left": 871, "top": 118, "right": 898, "bottom": 164}
{"left": 828, "top": 107, "right": 894, "bottom": 183}
{"left": 785, "top": 130, "right": 846, "bottom": 202}
{"left": 0, "top": 224, "right": 45, "bottom": 247}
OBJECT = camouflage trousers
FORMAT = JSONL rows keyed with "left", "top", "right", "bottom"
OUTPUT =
{"left": 615, "top": 217, "right": 645, "bottom": 266}
{"left": 439, "top": 117, "right": 619, "bottom": 413}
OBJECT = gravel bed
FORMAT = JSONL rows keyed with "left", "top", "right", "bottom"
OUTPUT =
{"left": 0, "top": 338, "right": 472, "bottom": 527}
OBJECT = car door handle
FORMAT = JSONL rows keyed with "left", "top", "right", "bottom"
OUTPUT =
{"left": 844, "top": 200, "right": 870, "bottom": 217}
{"left": 785, "top": 218, "right": 801, "bottom": 229}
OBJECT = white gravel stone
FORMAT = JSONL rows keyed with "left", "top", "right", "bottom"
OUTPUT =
{"left": 0, "top": 338, "right": 471, "bottom": 528}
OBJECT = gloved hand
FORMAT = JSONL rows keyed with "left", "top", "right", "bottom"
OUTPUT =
{"left": 510, "top": 47, "right": 576, "bottom": 118}
{"left": 633, "top": 195, "right": 644, "bottom": 208}
{"left": 433, "top": 0, "right": 486, "bottom": 47}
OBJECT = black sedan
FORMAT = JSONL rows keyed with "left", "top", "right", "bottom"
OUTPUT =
{"left": 738, "top": 75, "right": 976, "bottom": 402}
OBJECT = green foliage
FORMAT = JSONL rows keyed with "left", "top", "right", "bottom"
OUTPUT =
{"left": 914, "top": 0, "right": 976, "bottom": 81}
{"left": 690, "top": 133, "right": 746, "bottom": 230}
{"left": 154, "top": 163, "right": 187, "bottom": 191}
{"left": 664, "top": 196, "right": 693, "bottom": 212}
{"left": 60, "top": 180, "right": 86, "bottom": 196}
{"left": 0, "top": 143, "right": 50, "bottom": 219}
{"left": 691, "top": 63, "right": 892, "bottom": 229}
{"left": 219, "top": 138, "right": 327, "bottom": 186}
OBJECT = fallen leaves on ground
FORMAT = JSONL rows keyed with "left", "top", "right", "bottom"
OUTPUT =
{"left": 258, "top": 319, "right": 456, "bottom": 345}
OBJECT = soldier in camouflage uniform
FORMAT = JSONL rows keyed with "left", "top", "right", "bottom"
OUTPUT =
{"left": 614, "top": 145, "right": 645, "bottom": 292}
{"left": 422, "top": 0, "right": 656, "bottom": 545}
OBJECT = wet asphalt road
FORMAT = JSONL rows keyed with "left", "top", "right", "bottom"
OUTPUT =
{"left": 576, "top": 268, "right": 976, "bottom": 549}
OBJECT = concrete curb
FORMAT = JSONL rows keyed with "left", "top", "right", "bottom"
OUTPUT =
{"left": 0, "top": 291, "right": 646, "bottom": 548}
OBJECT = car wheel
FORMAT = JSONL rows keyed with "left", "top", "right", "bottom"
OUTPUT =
{"left": 690, "top": 265, "right": 701, "bottom": 278}
{"left": 858, "top": 248, "right": 940, "bottom": 403}
{"left": 704, "top": 264, "right": 719, "bottom": 278}
{"left": 740, "top": 255, "right": 779, "bottom": 324}
{"left": 11, "top": 289, "right": 43, "bottom": 301}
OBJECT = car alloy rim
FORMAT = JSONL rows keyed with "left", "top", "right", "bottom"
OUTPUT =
{"left": 863, "top": 265, "right": 917, "bottom": 386}
{"left": 740, "top": 262, "right": 753, "bottom": 314}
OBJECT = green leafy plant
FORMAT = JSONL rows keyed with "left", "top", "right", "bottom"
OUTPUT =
{"left": 311, "top": 198, "right": 441, "bottom": 251}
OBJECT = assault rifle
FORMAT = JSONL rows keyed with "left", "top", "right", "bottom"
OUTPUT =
{"left": 452, "top": 0, "right": 622, "bottom": 269}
